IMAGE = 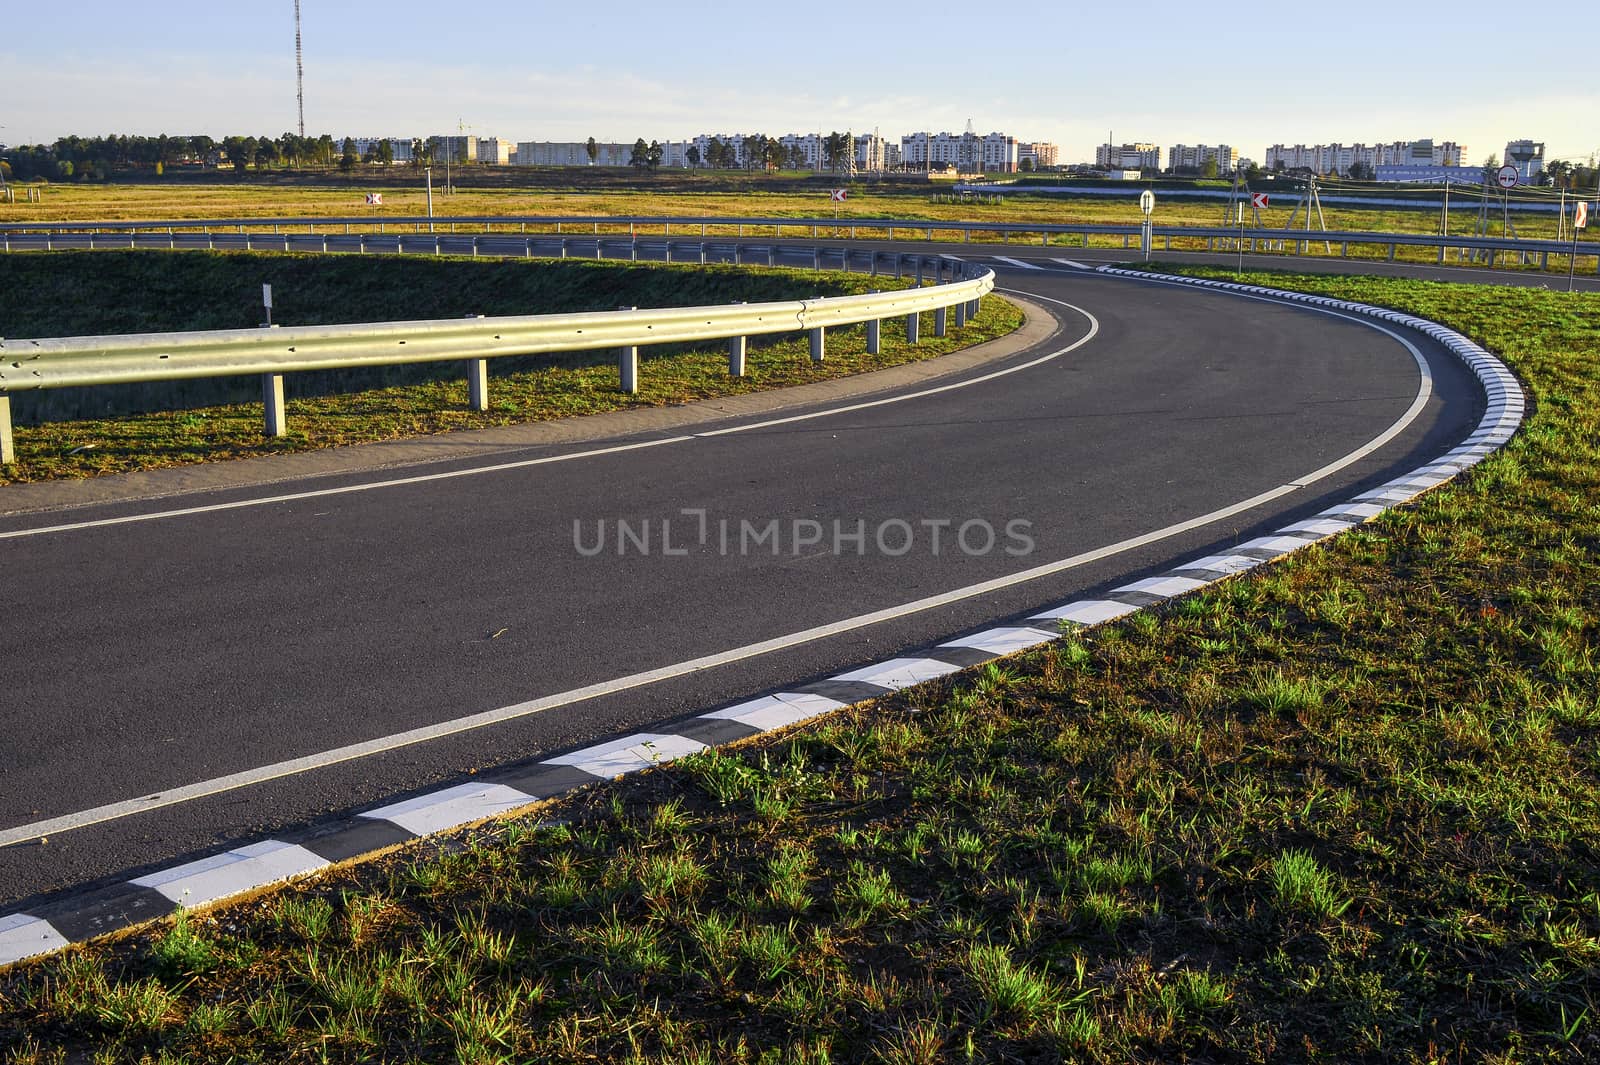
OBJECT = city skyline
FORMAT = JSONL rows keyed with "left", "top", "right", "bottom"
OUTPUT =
{"left": 4, "top": 1, "right": 1594, "bottom": 166}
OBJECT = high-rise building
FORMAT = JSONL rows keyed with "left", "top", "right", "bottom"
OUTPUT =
{"left": 1095, "top": 142, "right": 1161, "bottom": 170}
{"left": 1167, "top": 144, "right": 1237, "bottom": 173}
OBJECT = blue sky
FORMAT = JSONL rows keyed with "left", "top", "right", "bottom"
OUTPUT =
{"left": 4, "top": 1, "right": 1595, "bottom": 166}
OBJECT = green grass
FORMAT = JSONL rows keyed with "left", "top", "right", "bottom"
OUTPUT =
{"left": 2, "top": 268, "right": 1599, "bottom": 1061}
{"left": 0, "top": 251, "right": 1022, "bottom": 484}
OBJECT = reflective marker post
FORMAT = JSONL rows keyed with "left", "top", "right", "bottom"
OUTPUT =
{"left": 1569, "top": 200, "right": 1588, "bottom": 293}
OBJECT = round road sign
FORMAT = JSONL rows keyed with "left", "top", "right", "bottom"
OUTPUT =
{"left": 1139, "top": 189, "right": 1155, "bottom": 214}
{"left": 1496, "top": 164, "right": 1519, "bottom": 190}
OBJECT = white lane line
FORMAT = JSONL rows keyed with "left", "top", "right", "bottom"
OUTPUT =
{"left": 994, "top": 256, "right": 1045, "bottom": 271}
{"left": 1050, "top": 258, "right": 1096, "bottom": 270}
{"left": 0, "top": 286, "right": 1434, "bottom": 846}
{"left": 0, "top": 436, "right": 694, "bottom": 541}
{"left": 0, "top": 300, "right": 1097, "bottom": 541}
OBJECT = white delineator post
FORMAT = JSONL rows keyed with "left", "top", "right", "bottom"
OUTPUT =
{"left": 263, "top": 373, "right": 287, "bottom": 437}
{"left": 619, "top": 306, "right": 639, "bottom": 393}
{"left": 0, "top": 393, "right": 14, "bottom": 464}
{"left": 729, "top": 302, "right": 747, "bottom": 377}
{"left": 468, "top": 359, "right": 490, "bottom": 411}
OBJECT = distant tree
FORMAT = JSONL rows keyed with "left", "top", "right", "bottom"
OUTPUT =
{"left": 189, "top": 134, "right": 215, "bottom": 161}
{"left": 586, "top": 137, "right": 598, "bottom": 165}
{"left": 1347, "top": 160, "right": 1373, "bottom": 181}
{"left": 56, "top": 159, "right": 74, "bottom": 179}
{"left": 1244, "top": 162, "right": 1264, "bottom": 182}
{"left": 745, "top": 134, "right": 768, "bottom": 170}
{"left": 647, "top": 140, "right": 663, "bottom": 169}
{"left": 1019, "top": 157, "right": 1034, "bottom": 173}
{"left": 340, "top": 137, "right": 359, "bottom": 171}
{"left": 630, "top": 138, "right": 650, "bottom": 169}
{"left": 376, "top": 139, "right": 394, "bottom": 166}
{"left": 1201, "top": 157, "right": 1219, "bottom": 179}
{"left": 685, "top": 145, "right": 700, "bottom": 168}
{"left": 254, "top": 136, "right": 278, "bottom": 169}
{"left": 823, "top": 131, "right": 850, "bottom": 172}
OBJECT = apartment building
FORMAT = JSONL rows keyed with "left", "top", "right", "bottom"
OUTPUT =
{"left": 1167, "top": 144, "right": 1236, "bottom": 173}
{"left": 1095, "top": 142, "right": 1161, "bottom": 171}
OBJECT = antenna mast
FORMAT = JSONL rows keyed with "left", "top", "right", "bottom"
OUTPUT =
{"left": 294, "top": 1, "right": 305, "bottom": 138}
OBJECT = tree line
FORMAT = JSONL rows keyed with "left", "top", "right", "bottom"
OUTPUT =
{"left": 0, "top": 132, "right": 450, "bottom": 183}
{"left": 630, "top": 132, "right": 856, "bottom": 172}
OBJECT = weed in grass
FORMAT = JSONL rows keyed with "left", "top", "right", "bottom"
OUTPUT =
{"left": 765, "top": 845, "right": 814, "bottom": 912}
{"left": 272, "top": 893, "right": 335, "bottom": 942}
{"left": 874, "top": 1016, "right": 948, "bottom": 1065}
{"left": 965, "top": 943, "right": 1057, "bottom": 1025}
{"left": 1047, "top": 1007, "right": 1103, "bottom": 1051}
{"left": 740, "top": 921, "right": 800, "bottom": 981}
{"left": 151, "top": 908, "right": 217, "bottom": 979}
{"left": 244, "top": 987, "right": 296, "bottom": 1040}
{"left": 683, "top": 748, "right": 761, "bottom": 805}
{"left": 181, "top": 999, "right": 236, "bottom": 1039}
{"left": 1242, "top": 671, "right": 1328, "bottom": 717}
{"left": 838, "top": 861, "right": 909, "bottom": 924}
{"left": 1271, "top": 849, "right": 1352, "bottom": 919}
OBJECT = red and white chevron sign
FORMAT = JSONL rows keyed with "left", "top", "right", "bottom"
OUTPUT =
{"left": 829, "top": 189, "right": 848, "bottom": 202}
{"left": 1251, "top": 192, "right": 1269, "bottom": 209}
{"left": 365, "top": 193, "right": 383, "bottom": 206}
{"left": 1576, "top": 201, "right": 1589, "bottom": 230}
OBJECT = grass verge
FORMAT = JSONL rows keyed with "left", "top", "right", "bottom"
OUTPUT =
{"left": 2, "top": 268, "right": 1598, "bottom": 1062}
{"left": 0, "top": 251, "right": 1021, "bottom": 485}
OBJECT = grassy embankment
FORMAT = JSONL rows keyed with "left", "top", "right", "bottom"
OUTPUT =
{"left": 3, "top": 175, "right": 1590, "bottom": 255}
{"left": 0, "top": 251, "right": 1021, "bottom": 485}
{"left": 1, "top": 268, "right": 1597, "bottom": 1062}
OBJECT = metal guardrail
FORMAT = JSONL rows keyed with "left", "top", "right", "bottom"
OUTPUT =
{"left": 5, "top": 212, "right": 1596, "bottom": 272}
{"left": 0, "top": 250, "right": 993, "bottom": 464}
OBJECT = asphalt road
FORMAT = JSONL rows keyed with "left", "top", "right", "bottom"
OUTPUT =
{"left": 0, "top": 264, "right": 1484, "bottom": 909}
{"left": 8, "top": 227, "right": 1600, "bottom": 292}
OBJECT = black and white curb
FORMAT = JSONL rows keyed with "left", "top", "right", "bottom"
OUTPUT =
{"left": 0, "top": 273, "right": 1524, "bottom": 968}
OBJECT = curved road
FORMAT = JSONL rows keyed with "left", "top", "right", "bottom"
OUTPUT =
{"left": 0, "top": 265, "right": 1483, "bottom": 908}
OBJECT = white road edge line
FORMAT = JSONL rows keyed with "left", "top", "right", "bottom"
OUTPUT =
{"left": 0, "top": 288, "right": 1437, "bottom": 847}
{"left": 1, "top": 297, "right": 1086, "bottom": 541}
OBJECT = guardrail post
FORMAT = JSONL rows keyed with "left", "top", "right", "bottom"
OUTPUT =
{"left": 618, "top": 306, "right": 639, "bottom": 393}
{"left": 906, "top": 311, "right": 921, "bottom": 344}
{"left": 1387, "top": 243, "right": 1397, "bottom": 262}
{"left": 916, "top": 258, "right": 925, "bottom": 286}
{"left": 263, "top": 373, "right": 287, "bottom": 437}
{"left": 935, "top": 306, "right": 948, "bottom": 338}
{"left": 699, "top": 242, "right": 707, "bottom": 265}
{"left": 866, "top": 295, "right": 882, "bottom": 355}
{"left": 809, "top": 327, "right": 825, "bottom": 363}
{"left": 813, "top": 248, "right": 823, "bottom": 270}
{"left": 0, "top": 394, "right": 14, "bottom": 465}
{"left": 768, "top": 245, "right": 776, "bottom": 267}
{"left": 729, "top": 303, "right": 747, "bottom": 377}
{"left": 471, "top": 237, "right": 479, "bottom": 258}
{"left": 954, "top": 300, "right": 967, "bottom": 328}
{"left": 468, "top": 359, "right": 490, "bottom": 412}
{"left": 560, "top": 239, "right": 569, "bottom": 259}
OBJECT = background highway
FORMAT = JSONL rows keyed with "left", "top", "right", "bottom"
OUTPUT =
{"left": 0, "top": 261, "right": 1484, "bottom": 909}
